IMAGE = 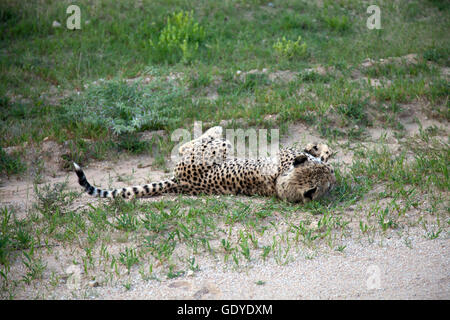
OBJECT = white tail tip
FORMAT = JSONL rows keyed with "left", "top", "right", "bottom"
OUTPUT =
{"left": 73, "top": 162, "right": 81, "bottom": 171}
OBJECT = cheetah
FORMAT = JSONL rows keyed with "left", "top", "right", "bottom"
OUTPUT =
{"left": 73, "top": 126, "right": 336, "bottom": 203}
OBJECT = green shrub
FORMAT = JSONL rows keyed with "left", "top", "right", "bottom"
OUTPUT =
{"left": 423, "top": 46, "right": 449, "bottom": 65}
{"left": 63, "top": 79, "right": 186, "bottom": 135}
{"left": 279, "top": 13, "right": 315, "bottom": 30}
{"left": 273, "top": 36, "right": 308, "bottom": 60}
{"left": 322, "top": 15, "right": 351, "bottom": 32}
{"left": 427, "top": 0, "right": 450, "bottom": 10}
{"left": 337, "top": 99, "right": 369, "bottom": 126}
{"left": 150, "top": 11, "right": 206, "bottom": 64}
{"left": 0, "top": 147, "right": 26, "bottom": 176}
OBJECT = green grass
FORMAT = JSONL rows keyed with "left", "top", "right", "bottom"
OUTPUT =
{"left": 0, "top": 147, "right": 26, "bottom": 176}
{"left": 351, "top": 136, "right": 449, "bottom": 192}
{"left": 0, "top": 0, "right": 449, "bottom": 298}
{"left": 1, "top": 0, "right": 448, "bottom": 164}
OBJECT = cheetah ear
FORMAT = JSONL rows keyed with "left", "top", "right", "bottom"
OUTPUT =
{"left": 293, "top": 155, "right": 308, "bottom": 167}
{"left": 303, "top": 187, "right": 317, "bottom": 200}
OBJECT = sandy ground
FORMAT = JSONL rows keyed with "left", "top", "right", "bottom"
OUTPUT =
{"left": 92, "top": 236, "right": 450, "bottom": 300}
{"left": 2, "top": 120, "right": 448, "bottom": 300}
{"left": 1, "top": 59, "right": 449, "bottom": 299}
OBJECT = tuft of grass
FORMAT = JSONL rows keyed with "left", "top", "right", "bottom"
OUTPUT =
{"left": 279, "top": 12, "right": 316, "bottom": 31}
{"left": 21, "top": 248, "right": 46, "bottom": 284}
{"left": 376, "top": 207, "right": 397, "bottom": 232}
{"left": 322, "top": 14, "right": 351, "bottom": 32}
{"left": 423, "top": 46, "right": 449, "bottom": 65}
{"left": 0, "top": 206, "right": 36, "bottom": 276}
{"left": 351, "top": 136, "right": 449, "bottom": 193}
{"left": 149, "top": 10, "right": 206, "bottom": 64}
{"left": 427, "top": 0, "right": 450, "bottom": 11}
{"left": 363, "top": 60, "right": 433, "bottom": 78}
{"left": 119, "top": 247, "right": 139, "bottom": 273}
{"left": 273, "top": 36, "right": 308, "bottom": 60}
{"left": 426, "top": 229, "right": 442, "bottom": 240}
{"left": 33, "top": 181, "right": 79, "bottom": 216}
{"left": 0, "top": 207, "right": 14, "bottom": 266}
{"left": 0, "top": 147, "right": 26, "bottom": 176}
{"left": 337, "top": 99, "right": 370, "bottom": 127}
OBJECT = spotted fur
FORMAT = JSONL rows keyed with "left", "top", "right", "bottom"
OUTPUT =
{"left": 74, "top": 127, "right": 336, "bottom": 203}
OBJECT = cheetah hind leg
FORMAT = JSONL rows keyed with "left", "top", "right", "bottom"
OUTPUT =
{"left": 178, "top": 126, "right": 223, "bottom": 155}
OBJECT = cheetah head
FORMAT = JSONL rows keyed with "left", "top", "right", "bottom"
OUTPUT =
{"left": 275, "top": 154, "right": 336, "bottom": 203}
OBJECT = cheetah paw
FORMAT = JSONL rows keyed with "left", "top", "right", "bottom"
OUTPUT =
{"left": 304, "top": 142, "right": 333, "bottom": 162}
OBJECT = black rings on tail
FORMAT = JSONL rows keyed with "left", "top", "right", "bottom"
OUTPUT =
{"left": 73, "top": 162, "right": 179, "bottom": 199}
{"left": 73, "top": 162, "right": 107, "bottom": 197}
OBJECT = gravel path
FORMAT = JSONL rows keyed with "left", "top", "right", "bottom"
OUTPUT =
{"left": 93, "top": 236, "right": 449, "bottom": 300}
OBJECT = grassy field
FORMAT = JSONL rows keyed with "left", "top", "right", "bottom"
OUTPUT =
{"left": 0, "top": 0, "right": 449, "bottom": 299}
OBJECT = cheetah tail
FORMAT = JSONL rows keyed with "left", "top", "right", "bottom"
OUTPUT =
{"left": 73, "top": 162, "right": 179, "bottom": 199}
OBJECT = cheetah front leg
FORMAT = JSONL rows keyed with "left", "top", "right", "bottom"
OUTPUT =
{"left": 304, "top": 142, "right": 333, "bottom": 162}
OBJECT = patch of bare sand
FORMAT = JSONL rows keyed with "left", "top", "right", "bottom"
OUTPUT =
{"left": 76, "top": 237, "right": 450, "bottom": 299}
{"left": 236, "top": 65, "right": 337, "bottom": 84}
{"left": 397, "top": 101, "right": 448, "bottom": 137}
{"left": 0, "top": 150, "right": 170, "bottom": 220}
{"left": 1, "top": 139, "right": 71, "bottom": 219}
{"left": 364, "top": 100, "right": 448, "bottom": 151}
{"left": 351, "top": 54, "right": 421, "bottom": 88}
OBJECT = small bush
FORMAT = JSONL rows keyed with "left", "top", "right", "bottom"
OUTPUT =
{"left": 273, "top": 36, "right": 308, "bottom": 60}
{"left": 299, "top": 70, "right": 332, "bottom": 83}
{"left": 322, "top": 15, "right": 351, "bottom": 32}
{"left": 427, "top": 0, "right": 450, "bottom": 11}
{"left": 33, "top": 181, "right": 78, "bottom": 215}
{"left": 150, "top": 11, "right": 206, "bottom": 64}
{"left": 0, "top": 147, "right": 26, "bottom": 176}
{"left": 337, "top": 99, "right": 369, "bottom": 126}
{"left": 423, "top": 46, "right": 449, "bottom": 65}
{"left": 279, "top": 13, "right": 315, "bottom": 31}
{"left": 242, "top": 73, "right": 269, "bottom": 91}
{"left": 63, "top": 79, "right": 186, "bottom": 135}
